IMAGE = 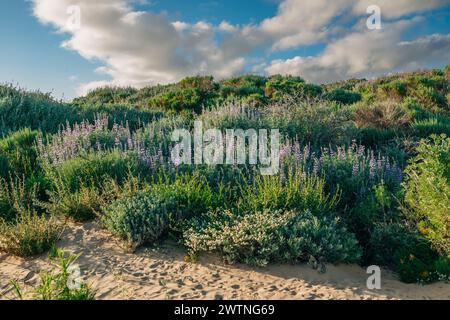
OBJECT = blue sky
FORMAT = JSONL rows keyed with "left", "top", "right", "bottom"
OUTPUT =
{"left": 1, "top": 0, "right": 449, "bottom": 100}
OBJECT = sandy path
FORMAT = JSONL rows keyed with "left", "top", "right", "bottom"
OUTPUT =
{"left": 1, "top": 222, "right": 449, "bottom": 300}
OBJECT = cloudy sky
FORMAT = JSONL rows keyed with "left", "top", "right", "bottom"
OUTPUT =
{"left": 1, "top": 0, "right": 449, "bottom": 99}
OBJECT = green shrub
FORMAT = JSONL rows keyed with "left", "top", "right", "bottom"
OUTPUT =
{"left": 413, "top": 84, "right": 447, "bottom": 112}
{"left": 180, "top": 76, "right": 218, "bottom": 94}
{"left": 149, "top": 76, "right": 218, "bottom": 113}
{"left": 238, "top": 169, "right": 339, "bottom": 216}
{"left": 0, "top": 129, "right": 40, "bottom": 177}
{"left": 394, "top": 238, "right": 449, "bottom": 284}
{"left": 0, "top": 181, "right": 17, "bottom": 222}
{"left": 74, "top": 86, "right": 137, "bottom": 105}
{"left": 102, "top": 191, "right": 173, "bottom": 250}
{"left": 184, "top": 209, "right": 361, "bottom": 267}
{"left": 220, "top": 75, "right": 266, "bottom": 99}
{"left": 49, "top": 151, "right": 137, "bottom": 193}
{"left": 348, "top": 182, "right": 404, "bottom": 263}
{"left": 368, "top": 224, "right": 417, "bottom": 268}
{"left": 403, "top": 134, "right": 450, "bottom": 258}
{"left": 152, "top": 173, "right": 224, "bottom": 221}
{"left": 0, "top": 178, "right": 39, "bottom": 222}
{"left": 411, "top": 116, "right": 450, "bottom": 137}
{"left": 325, "top": 89, "right": 362, "bottom": 105}
{"left": 0, "top": 85, "right": 81, "bottom": 134}
{"left": 0, "top": 212, "right": 62, "bottom": 257}
{"left": 264, "top": 75, "right": 307, "bottom": 100}
{"left": 149, "top": 88, "right": 203, "bottom": 113}
{"left": 43, "top": 180, "right": 105, "bottom": 222}
{"left": 378, "top": 81, "right": 407, "bottom": 99}
{"left": 283, "top": 211, "right": 362, "bottom": 265}
{"left": 299, "top": 83, "right": 323, "bottom": 98}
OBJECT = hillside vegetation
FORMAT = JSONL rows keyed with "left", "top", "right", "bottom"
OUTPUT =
{"left": 0, "top": 67, "right": 449, "bottom": 284}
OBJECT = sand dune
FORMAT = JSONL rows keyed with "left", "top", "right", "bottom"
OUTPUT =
{"left": 1, "top": 222, "right": 449, "bottom": 300}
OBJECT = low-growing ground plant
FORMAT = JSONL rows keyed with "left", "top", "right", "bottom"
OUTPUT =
{"left": 43, "top": 180, "right": 105, "bottom": 222}
{"left": 5, "top": 248, "right": 96, "bottom": 300}
{"left": 0, "top": 211, "right": 63, "bottom": 257}
{"left": 184, "top": 209, "right": 361, "bottom": 267}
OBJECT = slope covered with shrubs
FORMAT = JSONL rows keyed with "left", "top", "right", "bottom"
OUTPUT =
{"left": 0, "top": 67, "right": 449, "bottom": 284}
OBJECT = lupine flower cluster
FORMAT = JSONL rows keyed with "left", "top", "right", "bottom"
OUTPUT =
{"left": 279, "top": 140, "right": 404, "bottom": 198}
{"left": 37, "top": 117, "right": 171, "bottom": 170}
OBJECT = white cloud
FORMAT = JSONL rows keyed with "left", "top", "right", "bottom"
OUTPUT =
{"left": 228, "top": 0, "right": 450, "bottom": 52}
{"left": 266, "top": 22, "right": 450, "bottom": 83}
{"left": 32, "top": 0, "right": 450, "bottom": 95}
{"left": 219, "top": 21, "right": 238, "bottom": 33}
{"left": 258, "top": 0, "right": 353, "bottom": 50}
{"left": 33, "top": 0, "right": 247, "bottom": 93}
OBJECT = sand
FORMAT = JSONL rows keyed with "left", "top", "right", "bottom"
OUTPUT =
{"left": 0, "top": 222, "right": 449, "bottom": 300}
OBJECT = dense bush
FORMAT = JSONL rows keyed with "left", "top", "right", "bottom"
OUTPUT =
{"left": 184, "top": 209, "right": 361, "bottom": 267}
{"left": 394, "top": 239, "right": 449, "bottom": 283}
{"left": 403, "top": 134, "right": 449, "bottom": 258}
{"left": 0, "top": 85, "right": 160, "bottom": 136}
{"left": 0, "top": 129, "right": 41, "bottom": 177}
{"left": 265, "top": 76, "right": 323, "bottom": 101}
{"left": 368, "top": 223, "right": 416, "bottom": 268}
{"left": 0, "top": 212, "right": 62, "bottom": 257}
{"left": 73, "top": 87, "right": 138, "bottom": 105}
{"left": 0, "top": 180, "right": 18, "bottom": 222}
{"left": 325, "top": 89, "right": 362, "bottom": 105}
{"left": 152, "top": 173, "right": 224, "bottom": 221}
{"left": 279, "top": 142, "right": 403, "bottom": 207}
{"left": 348, "top": 182, "right": 403, "bottom": 259}
{"left": 412, "top": 116, "right": 450, "bottom": 137}
{"left": 48, "top": 151, "right": 138, "bottom": 193}
{"left": 148, "top": 76, "right": 218, "bottom": 114}
{"left": 43, "top": 182, "right": 104, "bottom": 222}
{"left": 149, "top": 88, "right": 203, "bottom": 113}
{"left": 102, "top": 191, "right": 174, "bottom": 250}
{"left": 378, "top": 80, "right": 407, "bottom": 100}
{"left": 220, "top": 75, "right": 266, "bottom": 99}
{"left": 0, "top": 85, "right": 81, "bottom": 134}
